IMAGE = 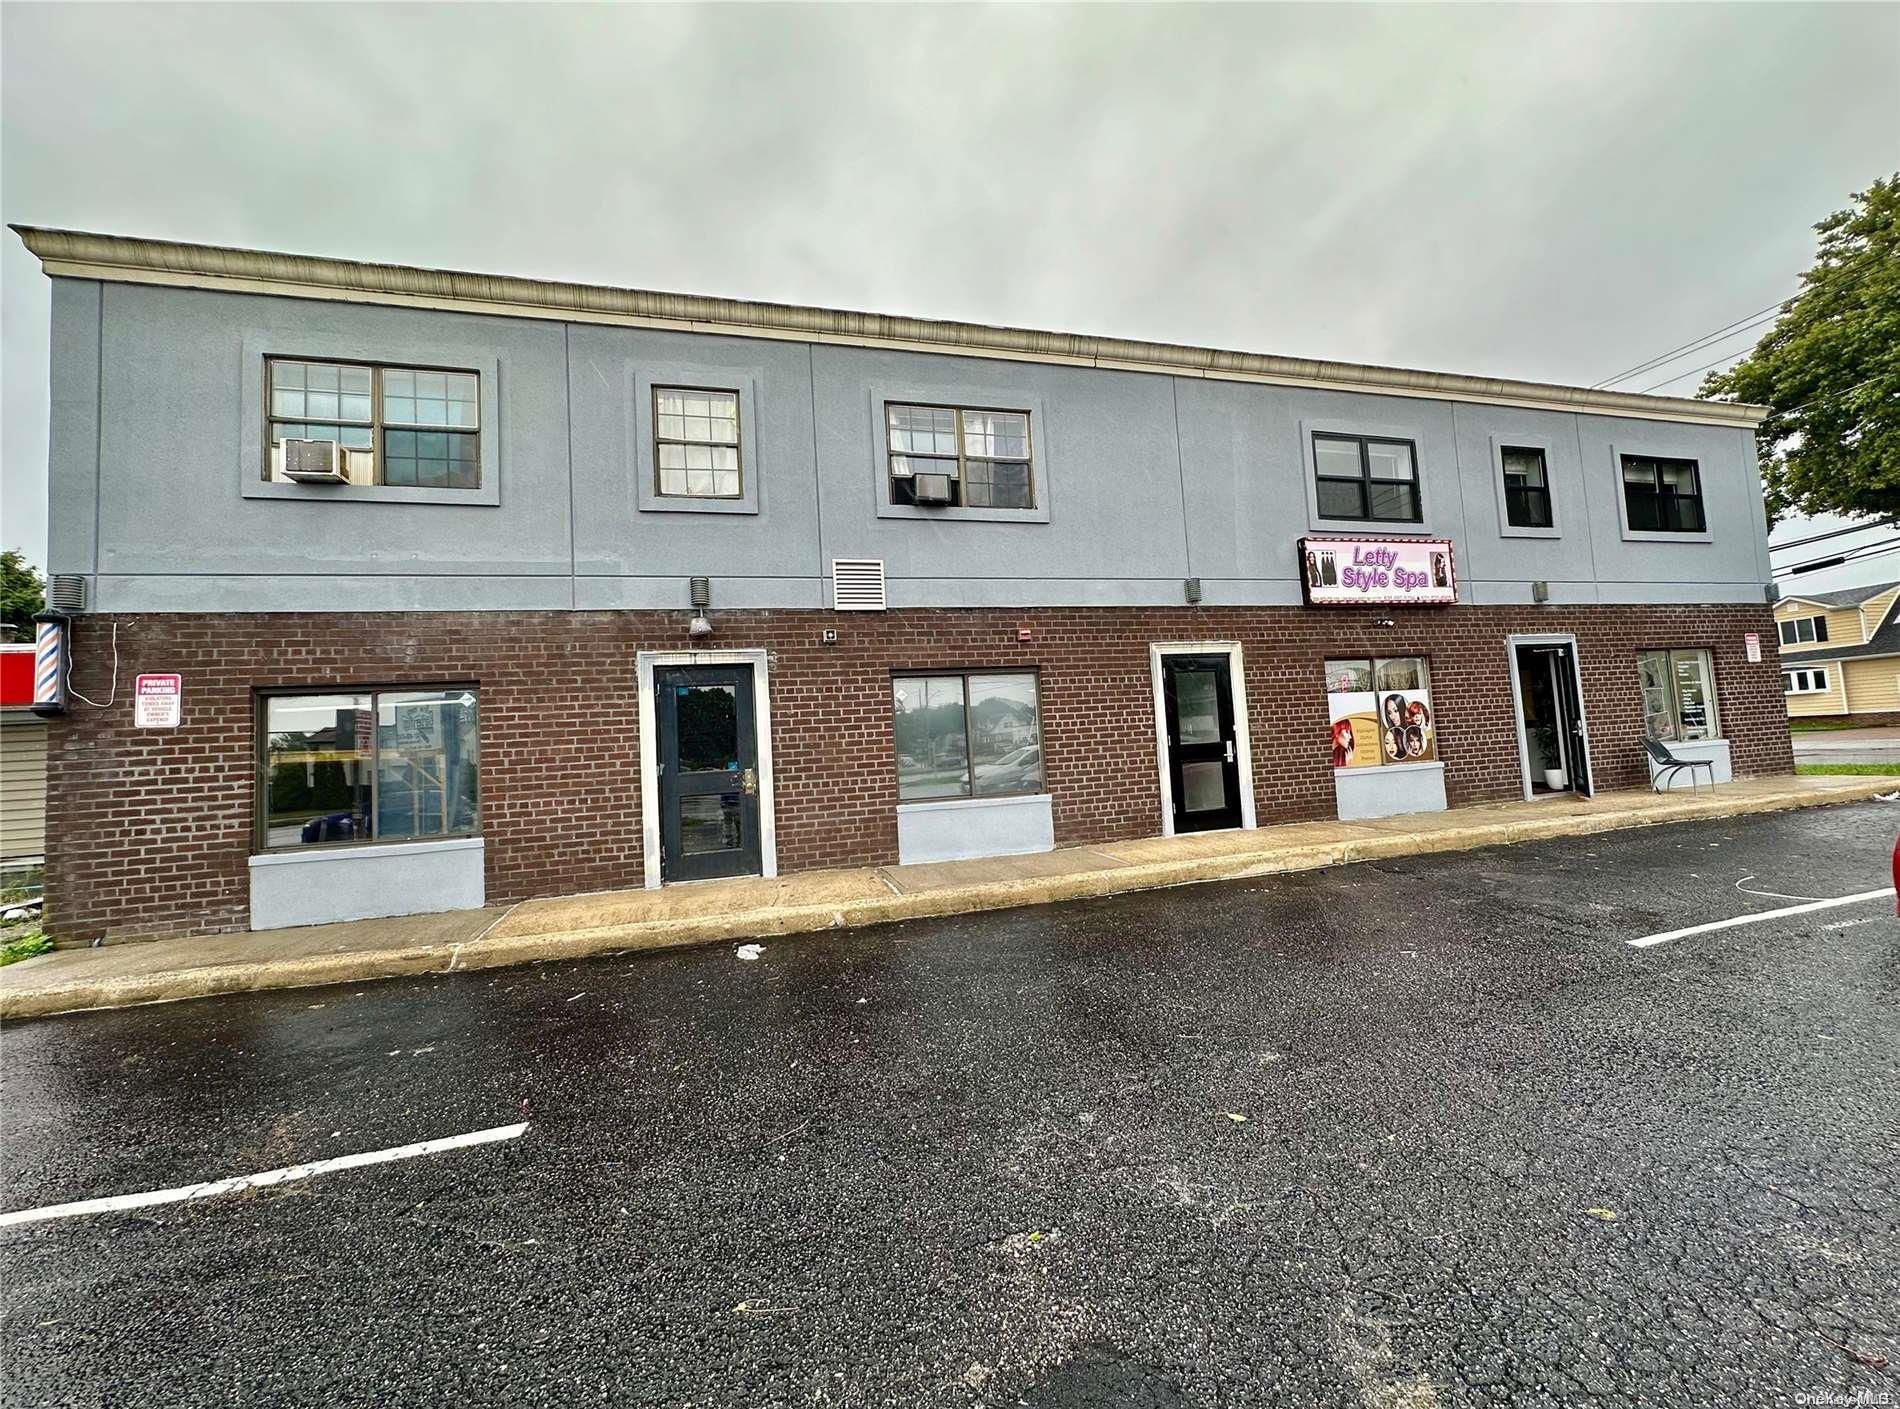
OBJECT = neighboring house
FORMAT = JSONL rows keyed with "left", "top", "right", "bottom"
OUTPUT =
{"left": 0, "top": 644, "right": 47, "bottom": 877}
{"left": 1774, "top": 580, "right": 1900, "bottom": 722}
{"left": 13, "top": 226, "right": 1790, "bottom": 944}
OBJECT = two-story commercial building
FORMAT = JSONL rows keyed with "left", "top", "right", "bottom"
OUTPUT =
{"left": 1775, "top": 581, "right": 1900, "bottom": 723}
{"left": 13, "top": 226, "right": 1794, "bottom": 944}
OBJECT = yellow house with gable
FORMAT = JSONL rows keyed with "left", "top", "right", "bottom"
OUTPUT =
{"left": 1774, "top": 580, "right": 1900, "bottom": 720}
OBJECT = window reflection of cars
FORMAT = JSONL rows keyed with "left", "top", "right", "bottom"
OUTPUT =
{"left": 973, "top": 744, "right": 1041, "bottom": 793}
{"left": 300, "top": 812, "right": 359, "bottom": 843}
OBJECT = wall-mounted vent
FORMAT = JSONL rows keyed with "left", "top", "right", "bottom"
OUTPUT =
{"left": 832, "top": 559, "right": 887, "bottom": 612}
{"left": 48, "top": 574, "right": 87, "bottom": 614}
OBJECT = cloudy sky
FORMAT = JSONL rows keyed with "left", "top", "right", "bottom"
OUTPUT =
{"left": 4, "top": 3, "right": 1896, "bottom": 585}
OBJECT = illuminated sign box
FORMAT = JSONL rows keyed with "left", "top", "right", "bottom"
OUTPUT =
{"left": 1300, "top": 536, "right": 1457, "bottom": 607}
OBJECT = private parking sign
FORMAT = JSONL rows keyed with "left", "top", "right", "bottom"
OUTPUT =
{"left": 134, "top": 673, "right": 182, "bottom": 729}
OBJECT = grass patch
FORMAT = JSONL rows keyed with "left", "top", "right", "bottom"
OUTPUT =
{"left": 1795, "top": 762, "right": 1900, "bottom": 776}
{"left": 0, "top": 931, "right": 53, "bottom": 966}
{"left": 1788, "top": 719, "right": 1871, "bottom": 732}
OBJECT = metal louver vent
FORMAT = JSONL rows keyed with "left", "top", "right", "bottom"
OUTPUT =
{"left": 48, "top": 574, "right": 87, "bottom": 614}
{"left": 831, "top": 559, "right": 887, "bottom": 612}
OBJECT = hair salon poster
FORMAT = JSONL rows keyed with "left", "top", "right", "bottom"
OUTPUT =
{"left": 1327, "top": 665, "right": 1437, "bottom": 768}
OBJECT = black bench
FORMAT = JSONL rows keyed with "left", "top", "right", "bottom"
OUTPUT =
{"left": 1645, "top": 736, "right": 1716, "bottom": 792}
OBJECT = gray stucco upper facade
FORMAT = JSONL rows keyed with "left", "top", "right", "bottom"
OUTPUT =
{"left": 42, "top": 273, "right": 1773, "bottom": 614}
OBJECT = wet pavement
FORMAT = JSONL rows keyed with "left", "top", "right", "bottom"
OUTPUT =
{"left": 2, "top": 801, "right": 1897, "bottom": 1407}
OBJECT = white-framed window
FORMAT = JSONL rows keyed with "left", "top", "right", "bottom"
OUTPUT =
{"left": 1324, "top": 657, "right": 1436, "bottom": 768}
{"left": 1782, "top": 668, "right": 1832, "bottom": 695}
{"left": 653, "top": 387, "right": 742, "bottom": 499}
{"left": 1778, "top": 615, "right": 1829, "bottom": 646}
{"left": 885, "top": 403, "right": 1035, "bottom": 510}
{"left": 891, "top": 671, "right": 1043, "bottom": 800}
{"left": 1638, "top": 649, "right": 1719, "bottom": 741}
{"left": 267, "top": 358, "right": 480, "bottom": 488}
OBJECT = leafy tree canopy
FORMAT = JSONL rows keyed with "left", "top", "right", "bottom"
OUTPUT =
{"left": 1703, "top": 174, "right": 1899, "bottom": 528}
{"left": 0, "top": 551, "right": 44, "bottom": 640}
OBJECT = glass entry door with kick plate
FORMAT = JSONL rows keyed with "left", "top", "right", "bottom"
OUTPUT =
{"left": 1162, "top": 653, "right": 1243, "bottom": 832}
{"left": 656, "top": 665, "right": 762, "bottom": 882}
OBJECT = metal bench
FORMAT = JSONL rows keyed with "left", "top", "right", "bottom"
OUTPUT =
{"left": 1644, "top": 736, "right": 1716, "bottom": 792}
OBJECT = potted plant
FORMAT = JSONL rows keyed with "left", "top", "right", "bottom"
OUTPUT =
{"left": 1538, "top": 728, "right": 1567, "bottom": 791}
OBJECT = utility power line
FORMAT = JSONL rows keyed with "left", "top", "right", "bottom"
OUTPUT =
{"left": 1768, "top": 517, "right": 1898, "bottom": 555}
{"left": 1772, "top": 540, "right": 1900, "bottom": 578}
{"left": 1593, "top": 308, "right": 1784, "bottom": 389}
{"left": 1591, "top": 300, "right": 1787, "bottom": 388}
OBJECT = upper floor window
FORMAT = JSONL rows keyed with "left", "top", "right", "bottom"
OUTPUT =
{"left": 1620, "top": 455, "right": 1704, "bottom": 534}
{"left": 1500, "top": 447, "right": 1553, "bottom": 529}
{"left": 1313, "top": 434, "right": 1421, "bottom": 523}
{"left": 1778, "top": 615, "right": 1829, "bottom": 646}
{"left": 1637, "top": 649, "right": 1719, "bottom": 741}
{"left": 267, "top": 359, "right": 479, "bottom": 488}
{"left": 886, "top": 403, "right": 1034, "bottom": 510}
{"left": 1783, "top": 667, "right": 1831, "bottom": 695}
{"left": 654, "top": 388, "right": 742, "bottom": 499}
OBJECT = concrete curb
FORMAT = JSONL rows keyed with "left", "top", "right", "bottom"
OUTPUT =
{"left": 4, "top": 779, "right": 1890, "bottom": 1020}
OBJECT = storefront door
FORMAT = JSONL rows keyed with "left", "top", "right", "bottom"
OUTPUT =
{"left": 1512, "top": 641, "right": 1592, "bottom": 799}
{"left": 656, "top": 665, "right": 762, "bottom": 882}
{"left": 1162, "top": 653, "right": 1243, "bottom": 832}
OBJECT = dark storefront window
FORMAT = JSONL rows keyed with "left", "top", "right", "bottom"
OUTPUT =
{"left": 259, "top": 688, "right": 480, "bottom": 850}
{"left": 892, "top": 672, "right": 1043, "bottom": 800}
{"left": 1637, "top": 650, "right": 1719, "bottom": 742}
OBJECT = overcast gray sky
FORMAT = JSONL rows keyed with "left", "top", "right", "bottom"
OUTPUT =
{"left": 4, "top": 2, "right": 1897, "bottom": 585}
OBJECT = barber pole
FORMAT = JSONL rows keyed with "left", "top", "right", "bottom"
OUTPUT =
{"left": 32, "top": 612, "right": 67, "bottom": 717}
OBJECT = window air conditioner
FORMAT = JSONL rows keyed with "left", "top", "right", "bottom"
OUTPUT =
{"left": 909, "top": 472, "right": 955, "bottom": 505}
{"left": 282, "top": 438, "right": 348, "bottom": 484}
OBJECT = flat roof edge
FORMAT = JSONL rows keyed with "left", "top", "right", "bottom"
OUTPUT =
{"left": 11, "top": 224, "right": 1769, "bottom": 429}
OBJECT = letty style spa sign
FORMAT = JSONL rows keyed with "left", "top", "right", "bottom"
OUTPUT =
{"left": 1299, "top": 537, "right": 1458, "bottom": 606}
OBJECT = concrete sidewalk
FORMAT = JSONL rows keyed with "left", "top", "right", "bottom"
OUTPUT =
{"left": 4, "top": 774, "right": 1892, "bottom": 1020}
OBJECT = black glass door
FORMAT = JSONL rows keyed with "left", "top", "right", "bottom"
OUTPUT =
{"left": 657, "top": 666, "right": 761, "bottom": 882}
{"left": 1552, "top": 646, "right": 1593, "bottom": 798}
{"left": 1163, "top": 654, "right": 1242, "bottom": 832}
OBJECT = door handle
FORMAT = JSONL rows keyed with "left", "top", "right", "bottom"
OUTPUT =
{"left": 740, "top": 767, "right": 757, "bottom": 796}
{"left": 1224, "top": 740, "right": 1235, "bottom": 764}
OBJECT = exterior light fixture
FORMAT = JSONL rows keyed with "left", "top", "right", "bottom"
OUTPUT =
{"left": 688, "top": 576, "right": 714, "bottom": 639}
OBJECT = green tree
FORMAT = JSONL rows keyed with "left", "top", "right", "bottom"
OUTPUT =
{"left": 0, "top": 550, "right": 45, "bottom": 639}
{"left": 1703, "top": 175, "right": 1900, "bottom": 527}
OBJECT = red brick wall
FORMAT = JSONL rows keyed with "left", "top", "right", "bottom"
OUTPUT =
{"left": 42, "top": 603, "right": 1793, "bottom": 943}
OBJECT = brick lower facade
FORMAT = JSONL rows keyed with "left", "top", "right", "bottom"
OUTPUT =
{"left": 42, "top": 604, "right": 1795, "bottom": 943}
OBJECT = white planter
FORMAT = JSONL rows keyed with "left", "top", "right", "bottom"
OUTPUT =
{"left": 1542, "top": 767, "right": 1568, "bottom": 790}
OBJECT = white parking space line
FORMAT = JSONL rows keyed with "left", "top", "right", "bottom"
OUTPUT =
{"left": 0, "top": 1122, "right": 529, "bottom": 1230}
{"left": 1629, "top": 889, "right": 1896, "bottom": 950}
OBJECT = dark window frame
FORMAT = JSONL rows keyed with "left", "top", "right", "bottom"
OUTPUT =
{"left": 254, "top": 683, "right": 483, "bottom": 854}
{"left": 1778, "top": 615, "right": 1829, "bottom": 646}
{"left": 1620, "top": 454, "right": 1706, "bottom": 534}
{"left": 1499, "top": 445, "right": 1554, "bottom": 529}
{"left": 1312, "top": 433, "right": 1424, "bottom": 524}
{"left": 890, "top": 668, "right": 1046, "bottom": 801}
{"left": 652, "top": 384, "right": 744, "bottom": 500}
{"left": 884, "top": 402, "right": 1037, "bottom": 511}
{"left": 264, "top": 356, "right": 482, "bottom": 490}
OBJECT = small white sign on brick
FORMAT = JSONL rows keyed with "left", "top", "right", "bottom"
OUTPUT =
{"left": 1744, "top": 632, "right": 1761, "bottom": 664}
{"left": 134, "top": 673, "right": 182, "bottom": 729}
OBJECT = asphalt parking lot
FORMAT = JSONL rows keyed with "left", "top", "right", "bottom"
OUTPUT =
{"left": 2, "top": 800, "right": 1896, "bottom": 1408}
